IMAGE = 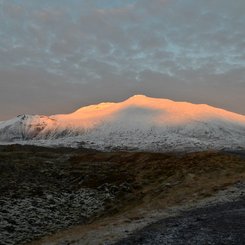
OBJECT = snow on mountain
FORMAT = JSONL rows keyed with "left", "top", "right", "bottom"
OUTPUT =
{"left": 1, "top": 95, "right": 245, "bottom": 151}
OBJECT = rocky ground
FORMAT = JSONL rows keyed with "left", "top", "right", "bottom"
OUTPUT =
{"left": 115, "top": 184, "right": 245, "bottom": 245}
{"left": 1, "top": 189, "right": 107, "bottom": 245}
{"left": 0, "top": 145, "right": 244, "bottom": 245}
{"left": 0, "top": 145, "right": 133, "bottom": 245}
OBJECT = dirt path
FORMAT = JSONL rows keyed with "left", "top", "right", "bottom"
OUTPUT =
{"left": 115, "top": 195, "right": 245, "bottom": 245}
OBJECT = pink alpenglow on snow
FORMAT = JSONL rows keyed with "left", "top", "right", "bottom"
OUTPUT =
{"left": 0, "top": 95, "right": 245, "bottom": 151}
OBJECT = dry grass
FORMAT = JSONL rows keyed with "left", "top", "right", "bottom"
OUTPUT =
{"left": 0, "top": 145, "right": 244, "bottom": 244}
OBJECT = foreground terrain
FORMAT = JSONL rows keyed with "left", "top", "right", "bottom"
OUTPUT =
{"left": 0, "top": 145, "right": 244, "bottom": 244}
{"left": 116, "top": 190, "right": 245, "bottom": 245}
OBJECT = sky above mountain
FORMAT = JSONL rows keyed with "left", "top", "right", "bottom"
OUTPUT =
{"left": 0, "top": 0, "right": 245, "bottom": 120}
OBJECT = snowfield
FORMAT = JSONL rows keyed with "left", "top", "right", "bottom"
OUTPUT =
{"left": 1, "top": 95, "right": 245, "bottom": 151}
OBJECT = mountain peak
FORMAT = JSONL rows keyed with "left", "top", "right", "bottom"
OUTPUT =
{"left": 125, "top": 94, "right": 156, "bottom": 104}
{"left": 1, "top": 95, "right": 245, "bottom": 151}
{"left": 130, "top": 94, "right": 148, "bottom": 99}
{"left": 125, "top": 94, "right": 173, "bottom": 104}
{"left": 126, "top": 94, "right": 155, "bottom": 101}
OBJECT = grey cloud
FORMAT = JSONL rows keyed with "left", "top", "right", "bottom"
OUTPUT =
{"left": 0, "top": 0, "right": 244, "bottom": 120}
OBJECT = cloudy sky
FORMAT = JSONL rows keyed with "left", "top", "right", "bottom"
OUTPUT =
{"left": 0, "top": 0, "right": 245, "bottom": 120}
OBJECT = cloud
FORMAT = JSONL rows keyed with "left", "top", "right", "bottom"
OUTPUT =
{"left": 0, "top": 0, "right": 244, "bottom": 120}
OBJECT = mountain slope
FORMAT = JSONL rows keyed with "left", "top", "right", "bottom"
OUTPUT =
{"left": 1, "top": 95, "right": 245, "bottom": 151}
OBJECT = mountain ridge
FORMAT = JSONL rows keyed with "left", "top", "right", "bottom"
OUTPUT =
{"left": 0, "top": 95, "right": 245, "bottom": 151}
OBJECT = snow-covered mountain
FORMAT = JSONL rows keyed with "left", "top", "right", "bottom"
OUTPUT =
{"left": 1, "top": 95, "right": 245, "bottom": 151}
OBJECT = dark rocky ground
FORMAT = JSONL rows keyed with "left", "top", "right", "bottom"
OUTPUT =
{"left": 115, "top": 187, "right": 245, "bottom": 245}
{"left": 0, "top": 145, "right": 133, "bottom": 245}
{"left": 0, "top": 145, "right": 244, "bottom": 245}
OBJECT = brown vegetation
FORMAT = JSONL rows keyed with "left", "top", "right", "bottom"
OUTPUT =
{"left": 0, "top": 145, "right": 244, "bottom": 244}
